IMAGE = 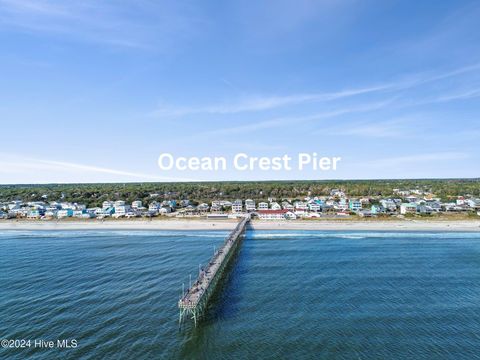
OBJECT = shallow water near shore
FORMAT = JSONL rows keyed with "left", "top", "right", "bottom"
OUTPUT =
{"left": 1, "top": 230, "right": 480, "bottom": 359}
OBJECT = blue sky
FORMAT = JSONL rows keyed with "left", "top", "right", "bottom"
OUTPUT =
{"left": 0, "top": 0, "right": 479, "bottom": 183}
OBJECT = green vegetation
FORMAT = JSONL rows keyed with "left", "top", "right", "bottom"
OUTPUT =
{"left": 0, "top": 179, "right": 479, "bottom": 207}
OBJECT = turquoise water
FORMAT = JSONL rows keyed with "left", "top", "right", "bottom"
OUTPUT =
{"left": 1, "top": 230, "right": 480, "bottom": 359}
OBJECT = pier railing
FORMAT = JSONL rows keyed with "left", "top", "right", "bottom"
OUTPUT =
{"left": 178, "top": 215, "right": 250, "bottom": 325}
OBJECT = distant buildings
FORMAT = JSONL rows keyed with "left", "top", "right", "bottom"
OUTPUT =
{"left": 1, "top": 185, "right": 479, "bottom": 221}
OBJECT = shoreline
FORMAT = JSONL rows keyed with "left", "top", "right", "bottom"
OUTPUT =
{"left": 1, "top": 219, "right": 480, "bottom": 232}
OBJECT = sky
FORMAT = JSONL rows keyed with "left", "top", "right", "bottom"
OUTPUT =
{"left": 0, "top": 0, "right": 479, "bottom": 183}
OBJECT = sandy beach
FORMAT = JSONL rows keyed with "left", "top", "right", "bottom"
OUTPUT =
{"left": 1, "top": 219, "right": 479, "bottom": 232}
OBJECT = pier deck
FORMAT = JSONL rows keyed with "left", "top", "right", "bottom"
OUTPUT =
{"left": 178, "top": 215, "right": 250, "bottom": 326}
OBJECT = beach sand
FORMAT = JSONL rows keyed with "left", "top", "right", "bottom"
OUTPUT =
{"left": 1, "top": 219, "right": 479, "bottom": 232}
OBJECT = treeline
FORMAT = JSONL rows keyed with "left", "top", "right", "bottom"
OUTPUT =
{"left": 0, "top": 179, "right": 479, "bottom": 207}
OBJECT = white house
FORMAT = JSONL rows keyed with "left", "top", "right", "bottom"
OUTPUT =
{"left": 102, "top": 201, "right": 114, "bottom": 210}
{"left": 257, "top": 209, "right": 296, "bottom": 220}
{"left": 349, "top": 200, "right": 362, "bottom": 211}
{"left": 114, "top": 200, "right": 126, "bottom": 207}
{"left": 114, "top": 205, "right": 130, "bottom": 218}
{"left": 245, "top": 199, "right": 256, "bottom": 212}
{"left": 258, "top": 202, "right": 269, "bottom": 210}
{"left": 270, "top": 202, "right": 282, "bottom": 210}
{"left": 149, "top": 202, "right": 161, "bottom": 213}
{"left": 132, "top": 200, "right": 143, "bottom": 209}
{"left": 294, "top": 201, "right": 307, "bottom": 211}
{"left": 282, "top": 202, "right": 294, "bottom": 211}
{"left": 400, "top": 203, "right": 417, "bottom": 214}
{"left": 232, "top": 200, "right": 243, "bottom": 213}
{"left": 159, "top": 207, "right": 172, "bottom": 214}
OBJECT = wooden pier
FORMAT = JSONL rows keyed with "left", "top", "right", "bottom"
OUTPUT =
{"left": 178, "top": 215, "right": 250, "bottom": 326}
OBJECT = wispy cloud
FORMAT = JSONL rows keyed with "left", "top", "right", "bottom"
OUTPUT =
{"left": 150, "top": 62, "right": 480, "bottom": 118}
{"left": 0, "top": 154, "right": 195, "bottom": 183}
{"left": 150, "top": 84, "right": 392, "bottom": 117}
{"left": 0, "top": 0, "right": 201, "bottom": 49}
{"left": 196, "top": 100, "right": 393, "bottom": 137}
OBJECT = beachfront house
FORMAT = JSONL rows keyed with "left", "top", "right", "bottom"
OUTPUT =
{"left": 245, "top": 199, "right": 256, "bottom": 212}
{"left": 232, "top": 200, "right": 243, "bottom": 213}
{"left": 148, "top": 202, "right": 161, "bottom": 214}
{"left": 258, "top": 202, "right": 269, "bottom": 210}
{"left": 210, "top": 204, "right": 223, "bottom": 213}
{"left": 400, "top": 203, "right": 417, "bottom": 215}
{"left": 197, "top": 203, "right": 210, "bottom": 214}
{"left": 159, "top": 206, "right": 172, "bottom": 215}
{"left": 113, "top": 203, "right": 131, "bottom": 218}
{"left": 57, "top": 209, "right": 73, "bottom": 218}
{"left": 8, "top": 201, "right": 22, "bottom": 210}
{"left": 132, "top": 200, "right": 143, "bottom": 209}
{"left": 270, "top": 202, "right": 282, "bottom": 210}
{"left": 27, "top": 210, "right": 42, "bottom": 219}
{"left": 380, "top": 199, "right": 397, "bottom": 212}
{"left": 102, "top": 201, "right": 114, "bottom": 210}
{"left": 257, "top": 209, "right": 296, "bottom": 220}
{"left": 282, "top": 202, "right": 294, "bottom": 211}
{"left": 349, "top": 200, "right": 362, "bottom": 212}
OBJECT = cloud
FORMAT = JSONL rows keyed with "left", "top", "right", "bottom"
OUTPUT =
{"left": 150, "top": 84, "right": 393, "bottom": 117}
{"left": 150, "top": 61, "right": 480, "bottom": 118}
{"left": 196, "top": 99, "right": 393, "bottom": 137}
{"left": 0, "top": 154, "right": 195, "bottom": 183}
{"left": 0, "top": 0, "right": 201, "bottom": 49}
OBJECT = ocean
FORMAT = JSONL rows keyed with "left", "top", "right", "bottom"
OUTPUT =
{"left": 1, "top": 230, "right": 479, "bottom": 359}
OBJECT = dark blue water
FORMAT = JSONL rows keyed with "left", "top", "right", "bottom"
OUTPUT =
{"left": 1, "top": 230, "right": 480, "bottom": 359}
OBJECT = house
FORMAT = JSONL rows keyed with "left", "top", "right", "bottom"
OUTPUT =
{"left": 102, "top": 201, "right": 114, "bottom": 210}
{"left": 159, "top": 206, "right": 172, "bottom": 214}
{"left": 270, "top": 202, "right": 282, "bottom": 210}
{"left": 245, "top": 199, "right": 256, "bottom": 212}
{"left": 57, "top": 209, "right": 73, "bottom": 218}
{"left": 256, "top": 209, "right": 296, "bottom": 220}
{"left": 294, "top": 201, "right": 307, "bottom": 211}
{"left": 184, "top": 205, "right": 198, "bottom": 216}
{"left": 335, "top": 199, "right": 349, "bottom": 211}
{"left": 417, "top": 204, "right": 433, "bottom": 214}
{"left": 370, "top": 205, "right": 385, "bottom": 214}
{"left": 210, "top": 204, "right": 223, "bottom": 213}
{"left": 8, "top": 201, "right": 22, "bottom": 210}
{"left": 73, "top": 210, "right": 85, "bottom": 217}
{"left": 400, "top": 203, "right": 417, "bottom": 215}
{"left": 405, "top": 195, "right": 418, "bottom": 203}
{"left": 282, "top": 201, "right": 294, "bottom": 211}
{"left": 27, "top": 210, "right": 42, "bottom": 219}
{"left": 380, "top": 199, "right": 397, "bottom": 212}
{"left": 197, "top": 203, "right": 210, "bottom": 214}
{"left": 349, "top": 200, "right": 362, "bottom": 211}
{"left": 149, "top": 202, "right": 161, "bottom": 213}
{"left": 308, "top": 202, "right": 321, "bottom": 212}
{"left": 180, "top": 199, "right": 190, "bottom": 207}
{"left": 330, "top": 189, "right": 345, "bottom": 197}
{"left": 232, "top": 200, "right": 243, "bottom": 213}
{"left": 132, "top": 200, "right": 143, "bottom": 209}
{"left": 258, "top": 202, "right": 269, "bottom": 210}
{"left": 113, "top": 205, "right": 130, "bottom": 218}
{"left": 220, "top": 200, "right": 232, "bottom": 208}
